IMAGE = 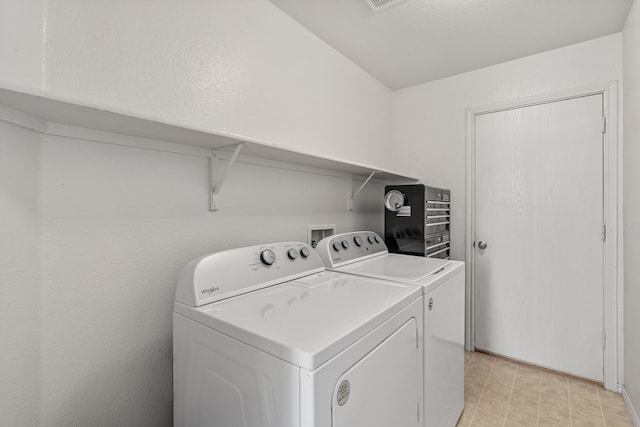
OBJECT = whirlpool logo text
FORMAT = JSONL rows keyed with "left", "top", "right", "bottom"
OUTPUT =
{"left": 200, "top": 286, "right": 220, "bottom": 295}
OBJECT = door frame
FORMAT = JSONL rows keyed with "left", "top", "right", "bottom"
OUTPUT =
{"left": 465, "top": 82, "right": 621, "bottom": 391}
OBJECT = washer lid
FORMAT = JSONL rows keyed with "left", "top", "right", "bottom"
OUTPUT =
{"left": 336, "top": 253, "right": 457, "bottom": 286}
{"left": 174, "top": 271, "right": 421, "bottom": 371}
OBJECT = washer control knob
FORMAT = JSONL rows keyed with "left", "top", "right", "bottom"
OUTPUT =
{"left": 367, "top": 235, "right": 375, "bottom": 244}
{"left": 300, "top": 247, "right": 310, "bottom": 258}
{"left": 374, "top": 235, "right": 380, "bottom": 244}
{"left": 260, "top": 249, "right": 276, "bottom": 266}
{"left": 332, "top": 242, "right": 341, "bottom": 252}
{"left": 287, "top": 248, "right": 299, "bottom": 260}
{"left": 341, "top": 240, "right": 349, "bottom": 249}
{"left": 354, "top": 236, "right": 364, "bottom": 247}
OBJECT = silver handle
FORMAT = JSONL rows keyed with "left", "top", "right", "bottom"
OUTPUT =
{"left": 425, "top": 221, "right": 450, "bottom": 227}
{"left": 478, "top": 241, "right": 488, "bottom": 250}
{"left": 426, "top": 247, "right": 449, "bottom": 257}
{"left": 425, "top": 241, "right": 448, "bottom": 251}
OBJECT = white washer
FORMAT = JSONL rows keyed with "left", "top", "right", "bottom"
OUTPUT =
{"left": 173, "top": 241, "right": 424, "bottom": 427}
{"left": 316, "top": 232, "right": 465, "bottom": 427}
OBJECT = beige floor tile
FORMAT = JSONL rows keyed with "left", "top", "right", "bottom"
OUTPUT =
{"left": 477, "top": 388, "right": 511, "bottom": 417}
{"left": 460, "top": 405, "right": 475, "bottom": 422}
{"left": 485, "top": 371, "right": 515, "bottom": 394}
{"left": 465, "top": 391, "right": 482, "bottom": 407}
{"left": 471, "top": 408, "right": 505, "bottom": 426}
{"left": 572, "top": 399, "right": 605, "bottom": 420}
{"left": 602, "top": 406, "right": 634, "bottom": 422}
{"left": 572, "top": 412, "right": 605, "bottom": 426}
{"left": 538, "top": 418, "right": 567, "bottom": 427}
{"left": 494, "top": 359, "right": 519, "bottom": 375}
{"left": 539, "top": 403, "right": 572, "bottom": 425}
{"left": 542, "top": 382, "right": 569, "bottom": 398}
{"left": 466, "top": 380, "right": 487, "bottom": 396}
{"left": 541, "top": 371, "right": 569, "bottom": 387}
{"left": 512, "top": 380, "right": 541, "bottom": 401}
{"left": 570, "top": 379, "right": 600, "bottom": 399}
{"left": 508, "top": 393, "right": 539, "bottom": 417}
{"left": 541, "top": 392, "right": 570, "bottom": 412}
{"left": 506, "top": 407, "right": 538, "bottom": 427}
{"left": 604, "top": 413, "right": 634, "bottom": 427}
{"left": 463, "top": 352, "right": 633, "bottom": 427}
{"left": 599, "top": 393, "right": 631, "bottom": 419}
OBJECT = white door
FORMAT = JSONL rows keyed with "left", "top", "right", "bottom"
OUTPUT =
{"left": 474, "top": 94, "right": 604, "bottom": 381}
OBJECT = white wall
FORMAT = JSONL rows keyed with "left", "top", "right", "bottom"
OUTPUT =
{"left": 0, "top": 0, "right": 392, "bottom": 168}
{"left": 391, "top": 34, "right": 623, "bottom": 260}
{"left": 0, "top": 117, "right": 385, "bottom": 426}
{"left": 0, "top": 0, "right": 43, "bottom": 88}
{"left": 623, "top": 1, "right": 640, "bottom": 422}
{"left": 0, "top": 121, "right": 41, "bottom": 426}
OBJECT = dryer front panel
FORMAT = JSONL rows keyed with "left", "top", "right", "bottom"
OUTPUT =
{"left": 331, "top": 318, "right": 420, "bottom": 427}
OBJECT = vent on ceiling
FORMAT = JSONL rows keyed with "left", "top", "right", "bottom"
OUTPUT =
{"left": 365, "top": 0, "right": 408, "bottom": 12}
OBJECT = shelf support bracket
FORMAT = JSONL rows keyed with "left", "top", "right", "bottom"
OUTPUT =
{"left": 210, "top": 143, "right": 244, "bottom": 211}
{"left": 347, "top": 171, "right": 378, "bottom": 211}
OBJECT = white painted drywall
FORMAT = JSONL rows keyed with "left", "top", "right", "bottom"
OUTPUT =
{"left": 623, "top": 1, "right": 640, "bottom": 422}
{"left": 0, "top": 121, "right": 41, "bottom": 426}
{"left": 0, "top": 118, "right": 385, "bottom": 426}
{"left": 0, "top": 0, "right": 43, "bottom": 88}
{"left": 391, "top": 34, "right": 623, "bottom": 261}
{"left": 34, "top": 0, "right": 390, "bottom": 168}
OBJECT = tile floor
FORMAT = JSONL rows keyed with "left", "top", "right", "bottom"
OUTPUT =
{"left": 457, "top": 351, "right": 635, "bottom": 427}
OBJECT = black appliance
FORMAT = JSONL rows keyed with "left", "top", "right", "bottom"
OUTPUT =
{"left": 384, "top": 184, "right": 450, "bottom": 259}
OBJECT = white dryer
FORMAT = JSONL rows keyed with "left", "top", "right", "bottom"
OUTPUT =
{"left": 316, "top": 232, "right": 465, "bottom": 427}
{"left": 173, "top": 241, "right": 424, "bottom": 427}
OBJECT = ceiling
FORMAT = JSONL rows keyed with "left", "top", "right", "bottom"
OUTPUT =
{"left": 268, "top": 0, "right": 634, "bottom": 89}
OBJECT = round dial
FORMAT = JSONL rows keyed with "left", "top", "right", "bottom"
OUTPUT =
{"left": 354, "top": 235, "right": 364, "bottom": 247}
{"left": 287, "top": 248, "right": 299, "bottom": 260}
{"left": 341, "top": 240, "right": 349, "bottom": 249}
{"left": 332, "top": 242, "right": 341, "bottom": 252}
{"left": 367, "top": 235, "right": 375, "bottom": 244}
{"left": 260, "top": 249, "right": 276, "bottom": 266}
{"left": 374, "top": 235, "right": 380, "bottom": 244}
{"left": 300, "top": 247, "right": 310, "bottom": 258}
{"left": 384, "top": 190, "right": 406, "bottom": 212}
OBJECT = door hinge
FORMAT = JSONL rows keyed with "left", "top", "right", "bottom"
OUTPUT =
{"left": 602, "top": 224, "right": 607, "bottom": 241}
{"left": 602, "top": 117, "right": 607, "bottom": 134}
{"left": 602, "top": 330, "right": 606, "bottom": 349}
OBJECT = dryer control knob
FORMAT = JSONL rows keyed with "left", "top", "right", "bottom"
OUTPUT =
{"left": 341, "top": 240, "right": 349, "bottom": 249}
{"left": 300, "top": 247, "right": 310, "bottom": 258}
{"left": 260, "top": 249, "right": 276, "bottom": 266}
{"left": 354, "top": 236, "right": 364, "bottom": 247}
{"left": 374, "top": 236, "right": 380, "bottom": 244}
{"left": 287, "top": 248, "right": 299, "bottom": 260}
{"left": 332, "top": 242, "right": 341, "bottom": 252}
{"left": 367, "top": 235, "right": 375, "bottom": 244}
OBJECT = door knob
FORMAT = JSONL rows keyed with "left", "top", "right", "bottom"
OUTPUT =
{"left": 478, "top": 241, "right": 488, "bottom": 250}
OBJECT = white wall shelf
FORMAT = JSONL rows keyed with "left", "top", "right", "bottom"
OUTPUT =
{"left": 0, "top": 84, "right": 419, "bottom": 181}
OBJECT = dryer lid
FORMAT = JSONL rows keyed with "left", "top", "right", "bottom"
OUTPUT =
{"left": 174, "top": 271, "right": 421, "bottom": 371}
{"left": 337, "top": 253, "right": 452, "bottom": 284}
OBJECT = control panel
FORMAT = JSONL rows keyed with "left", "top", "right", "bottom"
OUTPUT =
{"left": 315, "top": 231, "right": 388, "bottom": 268}
{"left": 175, "top": 242, "right": 324, "bottom": 307}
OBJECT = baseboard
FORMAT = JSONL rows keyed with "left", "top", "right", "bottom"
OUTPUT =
{"left": 623, "top": 386, "right": 640, "bottom": 427}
